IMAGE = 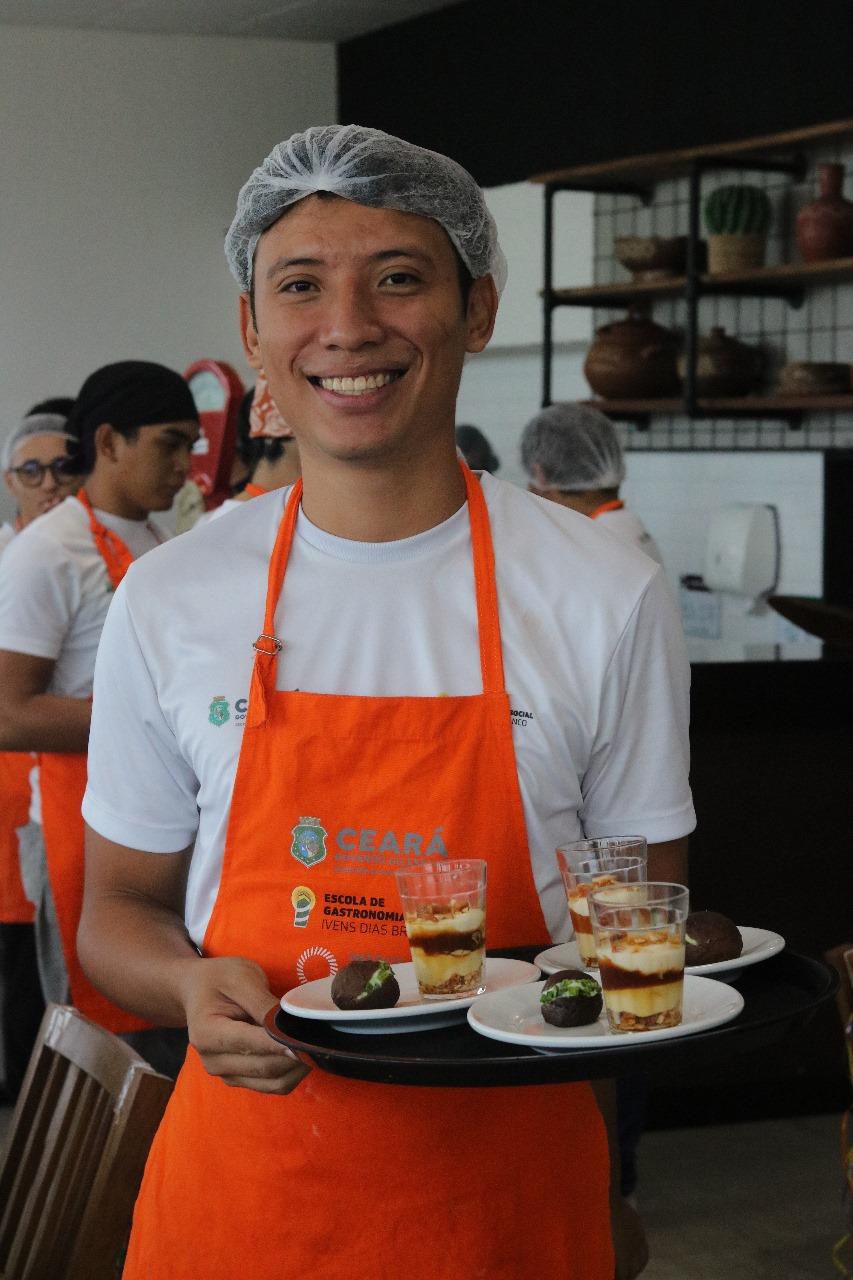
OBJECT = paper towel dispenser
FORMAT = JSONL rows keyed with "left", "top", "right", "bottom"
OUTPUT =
{"left": 703, "top": 502, "right": 780, "bottom": 597}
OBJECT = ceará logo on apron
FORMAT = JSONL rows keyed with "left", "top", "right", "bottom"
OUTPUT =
{"left": 289, "top": 817, "right": 450, "bottom": 873}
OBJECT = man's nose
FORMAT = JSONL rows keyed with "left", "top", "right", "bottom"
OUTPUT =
{"left": 320, "top": 281, "right": 384, "bottom": 349}
{"left": 41, "top": 468, "right": 60, "bottom": 492}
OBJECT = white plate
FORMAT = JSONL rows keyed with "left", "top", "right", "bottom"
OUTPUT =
{"left": 535, "top": 926, "right": 785, "bottom": 983}
{"left": 467, "top": 974, "right": 744, "bottom": 1051}
{"left": 280, "top": 957, "right": 541, "bottom": 1035}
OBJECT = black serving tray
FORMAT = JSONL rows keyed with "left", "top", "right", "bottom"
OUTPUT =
{"left": 263, "top": 950, "right": 837, "bottom": 1088}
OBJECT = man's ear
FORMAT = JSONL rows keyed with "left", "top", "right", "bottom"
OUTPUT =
{"left": 93, "top": 422, "right": 120, "bottom": 463}
{"left": 240, "top": 293, "right": 264, "bottom": 371}
{"left": 464, "top": 275, "right": 499, "bottom": 354}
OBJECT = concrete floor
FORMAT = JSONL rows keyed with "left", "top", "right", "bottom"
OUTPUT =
{"left": 0, "top": 1107, "right": 846, "bottom": 1276}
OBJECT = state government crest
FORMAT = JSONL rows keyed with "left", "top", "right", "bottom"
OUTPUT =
{"left": 290, "top": 817, "right": 328, "bottom": 868}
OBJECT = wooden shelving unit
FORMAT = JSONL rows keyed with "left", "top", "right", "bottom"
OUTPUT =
{"left": 554, "top": 256, "right": 853, "bottom": 310}
{"left": 582, "top": 394, "right": 853, "bottom": 427}
{"left": 534, "top": 118, "right": 853, "bottom": 424}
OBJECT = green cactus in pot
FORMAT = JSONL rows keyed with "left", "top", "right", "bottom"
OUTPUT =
{"left": 703, "top": 184, "right": 772, "bottom": 274}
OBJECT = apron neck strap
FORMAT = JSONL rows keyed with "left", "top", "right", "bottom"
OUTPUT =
{"left": 247, "top": 465, "right": 505, "bottom": 728}
{"left": 76, "top": 488, "right": 137, "bottom": 590}
{"left": 589, "top": 498, "right": 624, "bottom": 519}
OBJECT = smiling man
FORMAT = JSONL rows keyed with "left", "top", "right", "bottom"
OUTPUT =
{"left": 79, "top": 126, "right": 694, "bottom": 1280}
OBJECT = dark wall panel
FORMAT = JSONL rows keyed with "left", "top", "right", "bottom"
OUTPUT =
{"left": 338, "top": 0, "right": 853, "bottom": 187}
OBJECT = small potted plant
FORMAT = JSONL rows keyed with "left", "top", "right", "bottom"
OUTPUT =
{"left": 703, "top": 184, "right": 772, "bottom": 274}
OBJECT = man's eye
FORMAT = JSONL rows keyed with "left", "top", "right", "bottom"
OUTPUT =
{"left": 382, "top": 271, "right": 419, "bottom": 287}
{"left": 281, "top": 279, "right": 316, "bottom": 294}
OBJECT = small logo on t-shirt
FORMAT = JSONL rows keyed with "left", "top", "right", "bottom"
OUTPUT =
{"left": 510, "top": 708, "right": 535, "bottom": 729}
{"left": 291, "top": 816, "right": 329, "bottom": 868}
{"left": 208, "top": 696, "right": 230, "bottom": 727}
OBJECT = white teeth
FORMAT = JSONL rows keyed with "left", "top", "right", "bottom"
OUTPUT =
{"left": 317, "top": 372, "right": 398, "bottom": 395}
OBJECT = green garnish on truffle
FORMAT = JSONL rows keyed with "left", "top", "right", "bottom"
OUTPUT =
{"left": 540, "top": 976, "right": 601, "bottom": 1005}
{"left": 356, "top": 961, "right": 394, "bottom": 1002}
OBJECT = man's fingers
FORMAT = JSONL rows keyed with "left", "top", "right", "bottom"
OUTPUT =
{"left": 192, "top": 1017, "right": 294, "bottom": 1058}
{"left": 221, "top": 1068, "right": 309, "bottom": 1095}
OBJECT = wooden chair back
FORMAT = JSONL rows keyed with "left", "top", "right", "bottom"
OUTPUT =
{"left": 0, "top": 1003, "right": 172, "bottom": 1280}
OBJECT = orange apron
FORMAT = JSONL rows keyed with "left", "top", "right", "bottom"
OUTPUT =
{"left": 0, "top": 753, "right": 34, "bottom": 923}
{"left": 39, "top": 490, "right": 152, "bottom": 1034}
{"left": 124, "top": 467, "right": 612, "bottom": 1280}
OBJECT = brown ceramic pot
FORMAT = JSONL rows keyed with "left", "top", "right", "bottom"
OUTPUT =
{"left": 796, "top": 163, "right": 853, "bottom": 263}
{"left": 677, "top": 327, "right": 763, "bottom": 397}
{"left": 584, "top": 310, "right": 680, "bottom": 398}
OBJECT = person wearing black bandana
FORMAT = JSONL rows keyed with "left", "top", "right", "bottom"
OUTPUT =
{"left": 0, "top": 361, "right": 198, "bottom": 1074}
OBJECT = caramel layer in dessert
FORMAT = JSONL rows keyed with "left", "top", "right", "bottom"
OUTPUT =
{"left": 596, "top": 930, "right": 685, "bottom": 1032}
{"left": 405, "top": 904, "right": 485, "bottom": 996}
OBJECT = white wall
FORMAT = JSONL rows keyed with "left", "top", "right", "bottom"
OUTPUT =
{"left": 0, "top": 26, "right": 336, "bottom": 520}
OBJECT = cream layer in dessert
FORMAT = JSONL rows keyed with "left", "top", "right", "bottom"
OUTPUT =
{"left": 404, "top": 905, "right": 486, "bottom": 997}
{"left": 596, "top": 933, "right": 685, "bottom": 1032}
{"left": 567, "top": 875, "right": 619, "bottom": 966}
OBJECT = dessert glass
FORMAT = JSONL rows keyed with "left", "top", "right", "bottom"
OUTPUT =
{"left": 555, "top": 838, "right": 647, "bottom": 968}
{"left": 588, "top": 881, "right": 689, "bottom": 1034}
{"left": 395, "top": 860, "right": 487, "bottom": 999}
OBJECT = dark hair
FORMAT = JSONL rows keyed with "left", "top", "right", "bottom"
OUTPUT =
{"left": 27, "top": 397, "right": 75, "bottom": 418}
{"left": 456, "top": 424, "right": 499, "bottom": 473}
{"left": 75, "top": 424, "right": 139, "bottom": 475}
{"left": 235, "top": 389, "right": 262, "bottom": 468}
{"left": 248, "top": 192, "right": 474, "bottom": 324}
{"left": 66, "top": 361, "right": 198, "bottom": 475}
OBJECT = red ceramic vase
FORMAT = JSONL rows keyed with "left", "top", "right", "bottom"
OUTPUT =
{"left": 796, "top": 163, "right": 853, "bottom": 263}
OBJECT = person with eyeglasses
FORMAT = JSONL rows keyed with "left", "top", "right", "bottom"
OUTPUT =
{"left": 0, "top": 411, "right": 80, "bottom": 1099}
{"left": 0, "top": 413, "right": 80, "bottom": 553}
{"left": 0, "top": 362, "right": 199, "bottom": 1079}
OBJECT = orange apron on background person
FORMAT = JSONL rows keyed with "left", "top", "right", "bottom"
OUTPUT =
{"left": 0, "top": 752, "right": 35, "bottom": 923}
{"left": 40, "top": 752, "right": 148, "bottom": 1032}
{"left": 38, "top": 490, "right": 153, "bottom": 1035}
{"left": 123, "top": 466, "right": 613, "bottom": 1280}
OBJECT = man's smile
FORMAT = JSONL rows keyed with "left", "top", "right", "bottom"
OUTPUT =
{"left": 307, "top": 369, "right": 407, "bottom": 398}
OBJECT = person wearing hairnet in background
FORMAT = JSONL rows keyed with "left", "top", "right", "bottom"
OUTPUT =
{"left": 0, "top": 412, "right": 79, "bottom": 1099}
{"left": 79, "top": 125, "right": 693, "bottom": 1280}
{"left": 0, "top": 363, "right": 199, "bottom": 1081}
{"left": 522, "top": 402, "right": 665, "bottom": 567}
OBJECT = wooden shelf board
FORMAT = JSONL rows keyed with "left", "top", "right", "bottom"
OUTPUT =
{"left": 530, "top": 118, "right": 853, "bottom": 187}
{"left": 582, "top": 395, "right": 853, "bottom": 417}
{"left": 552, "top": 257, "right": 853, "bottom": 307}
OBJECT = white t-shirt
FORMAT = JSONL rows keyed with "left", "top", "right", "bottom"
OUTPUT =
{"left": 596, "top": 506, "right": 665, "bottom": 568}
{"left": 0, "top": 495, "right": 164, "bottom": 699}
{"left": 84, "top": 473, "right": 695, "bottom": 945}
{"left": 0, "top": 496, "right": 164, "bottom": 826}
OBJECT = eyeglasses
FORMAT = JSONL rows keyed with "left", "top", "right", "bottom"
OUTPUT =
{"left": 7, "top": 457, "right": 80, "bottom": 488}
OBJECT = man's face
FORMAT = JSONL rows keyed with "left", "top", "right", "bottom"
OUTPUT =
{"left": 4, "top": 433, "right": 78, "bottom": 526}
{"left": 241, "top": 196, "right": 497, "bottom": 468}
{"left": 111, "top": 421, "right": 199, "bottom": 514}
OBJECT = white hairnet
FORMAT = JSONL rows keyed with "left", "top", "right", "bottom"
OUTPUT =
{"left": 225, "top": 124, "right": 507, "bottom": 295}
{"left": 520, "top": 404, "right": 626, "bottom": 491}
{"left": 1, "top": 413, "right": 76, "bottom": 471}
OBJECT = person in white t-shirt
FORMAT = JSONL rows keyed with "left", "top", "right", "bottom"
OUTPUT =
{"left": 0, "top": 410, "right": 79, "bottom": 1099}
{"left": 522, "top": 402, "right": 666, "bottom": 567}
{"left": 0, "top": 361, "right": 199, "bottom": 1075}
{"left": 79, "top": 126, "right": 693, "bottom": 1280}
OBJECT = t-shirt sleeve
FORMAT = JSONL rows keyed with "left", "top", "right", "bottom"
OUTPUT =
{"left": 0, "top": 531, "right": 78, "bottom": 660}
{"left": 82, "top": 579, "right": 200, "bottom": 852}
{"left": 579, "top": 568, "right": 696, "bottom": 844}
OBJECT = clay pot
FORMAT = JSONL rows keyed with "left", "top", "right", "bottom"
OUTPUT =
{"left": 778, "top": 362, "right": 851, "bottom": 396}
{"left": 584, "top": 310, "right": 680, "bottom": 398}
{"left": 796, "top": 163, "right": 853, "bottom": 263}
{"left": 677, "top": 327, "right": 763, "bottom": 397}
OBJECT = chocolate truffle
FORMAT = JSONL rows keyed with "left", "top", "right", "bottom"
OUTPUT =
{"left": 540, "top": 968, "right": 603, "bottom": 1027}
{"left": 684, "top": 912, "right": 743, "bottom": 966}
{"left": 330, "top": 960, "right": 400, "bottom": 1011}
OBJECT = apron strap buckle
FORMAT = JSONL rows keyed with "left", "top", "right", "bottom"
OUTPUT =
{"left": 253, "top": 633, "right": 282, "bottom": 657}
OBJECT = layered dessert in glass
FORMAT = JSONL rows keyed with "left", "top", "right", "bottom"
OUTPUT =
{"left": 396, "top": 861, "right": 487, "bottom": 998}
{"left": 589, "top": 882, "right": 689, "bottom": 1033}
{"left": 555, "top": 839, "right": 647, "bottom": 968}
